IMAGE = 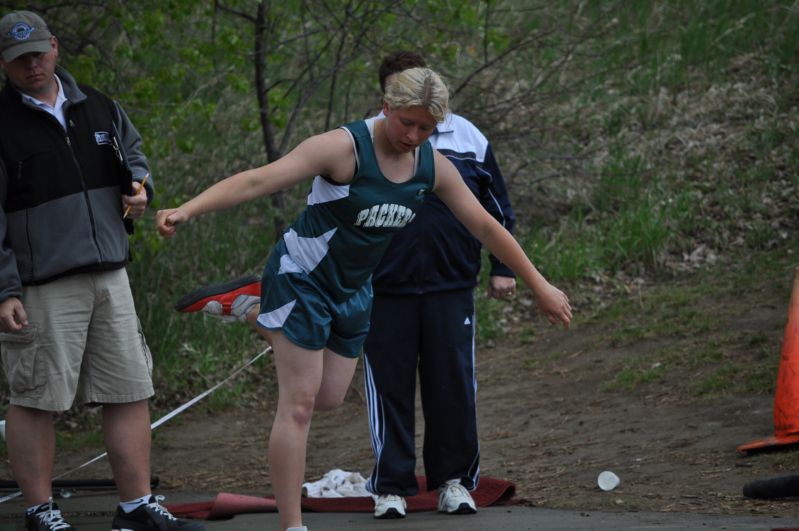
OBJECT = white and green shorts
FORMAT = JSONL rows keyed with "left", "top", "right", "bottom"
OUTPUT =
{"left": 256, "top": 241, "right": 372, "bottom": 359}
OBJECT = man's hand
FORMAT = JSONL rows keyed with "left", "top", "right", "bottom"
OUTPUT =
{"left": 0, "top": 297, "right": 27, "bottom": 332}
{"left": 122, "top": 180, "right": 148, "bottom": 220}
{"left": 487, "top": 275, "right": 517, "bottom": 299}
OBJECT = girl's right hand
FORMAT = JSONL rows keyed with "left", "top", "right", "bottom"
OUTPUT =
{"left": 155, "top": 208, "right": 188, "bottom": 238}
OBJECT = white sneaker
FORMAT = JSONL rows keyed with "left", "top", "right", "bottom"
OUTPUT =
{"left": 373, "top": 494, "right": 406, "bottom": 519}
{"left": 437, "top": 479, "right": 477, "bottom": 514}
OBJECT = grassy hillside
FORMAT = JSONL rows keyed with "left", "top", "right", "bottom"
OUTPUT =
{"left": 481, "top": 4, "right": 797, "bottom": 419}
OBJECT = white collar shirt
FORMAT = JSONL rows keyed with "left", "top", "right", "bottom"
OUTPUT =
{"left": 21, "top": 74, "right": 68, "bottom": 130}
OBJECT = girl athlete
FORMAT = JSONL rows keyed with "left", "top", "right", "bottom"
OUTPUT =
{"left": 156, "top": 67, "right": 572, "bottom": 531}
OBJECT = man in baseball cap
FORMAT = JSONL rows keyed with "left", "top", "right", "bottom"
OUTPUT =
{"left": 0, "top": 9, "right": 205, "bottom": 531}
{"left": 0, "top": 10, "right": 52, "bottom": 62}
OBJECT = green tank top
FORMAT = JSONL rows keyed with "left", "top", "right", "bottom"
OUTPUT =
{"left": 280, "top": 120, "right": 436, "bottom": 302}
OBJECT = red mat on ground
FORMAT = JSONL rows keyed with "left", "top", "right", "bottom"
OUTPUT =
{"left": 165, "top": 477, "right": 515, "bottom": 520}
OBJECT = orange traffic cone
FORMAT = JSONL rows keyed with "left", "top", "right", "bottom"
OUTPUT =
{"left": 738, "top": 267, "right": 799, "bottom": 453}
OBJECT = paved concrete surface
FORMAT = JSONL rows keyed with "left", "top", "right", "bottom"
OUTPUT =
{"left": 0, "top": 489, "right": 794, "bottom": 530}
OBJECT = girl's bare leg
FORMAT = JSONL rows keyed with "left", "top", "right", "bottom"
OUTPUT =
{"left": 255, "top": 322, "right": 358, "bottom": 530}
{"left": 265, "top": 330, "right": 322, "bottom": 530}
{"left": 316, "top": 349, "right": 358, "bottom": 411}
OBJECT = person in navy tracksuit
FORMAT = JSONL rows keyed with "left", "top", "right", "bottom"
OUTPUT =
{"left": 364, "top": 51, "right": 518, "bottom": 519}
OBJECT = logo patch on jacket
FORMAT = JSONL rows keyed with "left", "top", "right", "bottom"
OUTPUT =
{"left": 94, "top": 131, "right": 112, "bottom": 145}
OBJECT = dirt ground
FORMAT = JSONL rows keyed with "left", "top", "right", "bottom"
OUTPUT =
{"left": 6, "top": 284, "right": 798, "bottom": 520}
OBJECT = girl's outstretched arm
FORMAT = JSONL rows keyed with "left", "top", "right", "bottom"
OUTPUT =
{"left": 156, "top": 129, "right": 354, "bottom": 237}
{"left": 432, "top": 153, "right": 572, "bottom": 328}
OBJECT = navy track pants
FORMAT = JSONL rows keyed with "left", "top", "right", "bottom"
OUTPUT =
{"left": 363, "top": 288, "right": 479, "bottom": 495}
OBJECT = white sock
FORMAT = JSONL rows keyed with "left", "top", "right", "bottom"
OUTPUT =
{"left": 286, "top": 527, "right": 308, "bottom": 531}
{"left": 232, "top": 294, "right": 260, "bottom": 322}
{"left": 119, "top": 494, "right": 152, "bottom": 513}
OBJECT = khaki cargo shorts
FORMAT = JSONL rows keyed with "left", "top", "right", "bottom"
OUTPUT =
{"left": 0, "top": 268, "right": 154, "bottom": 411}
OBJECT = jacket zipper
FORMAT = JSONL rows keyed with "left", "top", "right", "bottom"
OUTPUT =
{"left": 64, "top": 129, "right": 104, "bottom": 263}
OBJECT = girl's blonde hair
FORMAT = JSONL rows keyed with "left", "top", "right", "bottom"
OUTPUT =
{"left": 384, "top": 67, "right": 449, "bottom": 123}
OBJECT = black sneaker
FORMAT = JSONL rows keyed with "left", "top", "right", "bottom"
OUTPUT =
{"left": 110, "top": 496, "right": 205, "bottom": 531}
{"left": 25, "top": 499, "right": 76, "bottom": 531}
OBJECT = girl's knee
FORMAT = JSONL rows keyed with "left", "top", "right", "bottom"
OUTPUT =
{"left": 278, "top": 397, "right": 316, "bottom": 426}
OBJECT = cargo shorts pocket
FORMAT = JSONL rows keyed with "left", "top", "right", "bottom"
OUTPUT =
{"left": 0, "top": 325, "right": 46, "bottom": 394}
{"left": 136, "top": 317, "right": 153, "bottom": 377}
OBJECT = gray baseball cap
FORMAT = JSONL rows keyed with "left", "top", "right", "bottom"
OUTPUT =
{"left": 0, "top": 11, "right": 52, "bottom": 62}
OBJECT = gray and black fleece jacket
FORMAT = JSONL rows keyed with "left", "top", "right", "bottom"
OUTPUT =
{"left": 0, "top": 66, "right": 152, "bottom": 303}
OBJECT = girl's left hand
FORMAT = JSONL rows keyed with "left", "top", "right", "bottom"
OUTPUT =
{"left": 535, "top": 282, "right": 572, "bottom": 329}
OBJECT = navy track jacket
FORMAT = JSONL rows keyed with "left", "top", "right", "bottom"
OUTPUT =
{"left": 372, "top": 113, "right": 516, "bottom": 295}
